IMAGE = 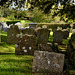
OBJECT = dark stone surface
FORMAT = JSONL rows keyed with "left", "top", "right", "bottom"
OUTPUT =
{"left": 7, "top": 25, "right": 20, "bottom": 44}
{"left": 53, "top": 30, "right": 63, "bottom": 44}
{"left": 37, "top": 28, "right": 50, "bottom": 45}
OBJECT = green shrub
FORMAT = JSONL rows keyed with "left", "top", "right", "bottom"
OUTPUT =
{"left": 32, "top": 7, "right": 51, "bottom": 23}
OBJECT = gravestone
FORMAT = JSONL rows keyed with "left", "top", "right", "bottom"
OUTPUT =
{"left": 70, "top": 33, "right": 75, "bottom": 49}
{"left": 62, "top": 29, "right": 69, "bottom": 39}
{"left": 53, "top": 30, "right": 63, "bottom": 44}
{"left": 1, "top": 22, "right": 8, "bottom": 31}
{"left": 29, "top": 23, "right": 37, "bottom": 29}
{"left": 15, "top": 22, "right": 23, "bottom": 29}
{"left": 67, "top": 35, "right": 75, "bottom": 66}
{"left": 72, "top": 29, "right": 75, "bottom": 34}
{"left": 37, "top": 28, "right": 50, "bottom": 45}
{"left": 42, "top": 25, "right": 47, "bottom": 28}
{"left": 22, "top": 28, "right": 36, "bottom": 35}
{"left": 0, "top": 22, "right": 3, "bottom": 31}
{"left": 7, "top": 25, "right": 20, "bottom": 44}
{"left": 32, "top": 51, "right": 65, "bottom": 73}
{"left": 15, "top": 34, "right": 36, "bottom": 55}
{"left": 71, "top": 33, "right": 75, "bottom": 39}
{"left": 38, "top": 43, "right": 53, "bottom": 52}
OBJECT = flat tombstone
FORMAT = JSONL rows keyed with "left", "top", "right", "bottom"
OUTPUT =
{"left": 7, "top": 25, "right": 20, "bottom": 44}
{"left": 29, "top": 23, "right": 37, "bottom": 29}
{"left": 22, "top": 28, "right": 35, "bottom": 35}
{"left": 37, "top": 28, "right": 50, "bottom": 45}
{"left": 32, "top": 51, "right": 65, "bottom": 73}
{"left": 15, "top": 34, "right": 36, "bottom": 55}
{"left": 62, "top": 29, "right": 69, "bottom": 39}
{"left": 53, "top": 30, "right": 63, "bottom": 44}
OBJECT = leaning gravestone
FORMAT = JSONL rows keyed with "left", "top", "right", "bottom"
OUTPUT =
{"left": 22, "top": 28, "right": 36, "bottom": 35}
{"left": 53, "top": 30, "right": 63, "bottom": 44}
{"left": 37, "top": 28, "right": 50, "bottom": 45}
{"left": 32, "top": 51, "right": 65, "bottom": 73}
{"left": 15, "top": 34, "right": 36, "bottom": 55}
{"left": 62, "top": 29, "right": 69, "bottom": 39}
{"left": 7, "top": 25, "right": 20, "bottom": 44}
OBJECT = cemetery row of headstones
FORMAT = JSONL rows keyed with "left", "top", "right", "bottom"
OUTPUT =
{"left": 1, "top": 22, "right": 75, "bottom": 73}
{"left": 6, "top": 24, "right": 74, "bottom": 73}
{"left": 0, "top": 22, "right": 23, "bottom": 32}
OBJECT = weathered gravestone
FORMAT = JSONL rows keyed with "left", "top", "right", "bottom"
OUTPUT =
{"left": 70, "top": 33, "right": 75, "bottom": 49}
{"left": 53, "top": 30, "right": 63, "bottom": 44}
{"left": 22, "top": 28, "right": 36, "bottom": 35}
{"left": 67, "top": 34, "right": 75, "bottom": 66}
{"left": 71, "top": 33, "right": 75, "bottom": 39}
{"left": 32, "top": 51, "right": 65, "bottom": 73}
{"left": 15, "top": 22, "right": 23, "bottom": 29}
{"left": 72, "top": 29, "right": 75, "bottom": 34}
{"left": 1, "top": 22, "right": 7, "bottom": 29}
{"left": 62, "top": 29, "right": 69, "bottom": 39}
{"left": 0, "top": 22, "right": 3, "bottom": 31}
{"left": 38, "top": 43, "right": 53, "bottom": 52}
{"left": 37, "top": 28, "right": 50, "bottom": 45}
{"left": 15, "top": 34, "right": 36, "bottom": 55}
{"left": 29, "top": 23, "right": 37, "bottom": 29}
{"left": 7, "top": 25, "right": 20, "bottom": 44}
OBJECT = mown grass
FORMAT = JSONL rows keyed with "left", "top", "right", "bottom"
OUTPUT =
{"left": 0, "top": 31, "right": 34, "bottom": 75}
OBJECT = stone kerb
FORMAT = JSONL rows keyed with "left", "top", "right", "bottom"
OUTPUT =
{"left": 32, "top": 51, "right": 65, "bottom": 73}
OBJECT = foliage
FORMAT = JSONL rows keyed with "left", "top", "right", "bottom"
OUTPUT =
{"left": 0, "top": 5, "right": 31, "bottom": 20}
{"left": 31, "top": 7, "right": 54, "bottom": 23}
{"left": 30, "top": 0, "right": 75, "bottom": 23}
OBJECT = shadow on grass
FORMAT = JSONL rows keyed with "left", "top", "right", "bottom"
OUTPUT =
{"left": 0, "top": 67, "right": 32, "bottom": 73}
{"left": 0, "top": 53, "right": 15, "bottom": 55}
{"left": 1, "top": 35, "right": 7, "bottom": 42}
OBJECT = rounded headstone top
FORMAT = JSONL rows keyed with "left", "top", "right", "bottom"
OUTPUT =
{"left": 42, "top": 25, "right": 47, "bottom": 28}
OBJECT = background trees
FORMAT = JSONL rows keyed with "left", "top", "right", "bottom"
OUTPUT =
{"left": 0, "top": 0, "right": 75, "bottom": 23}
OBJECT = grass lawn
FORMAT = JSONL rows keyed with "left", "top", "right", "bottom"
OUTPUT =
{"left": 0, "top": 31, "right": 34, "bottom": 75}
